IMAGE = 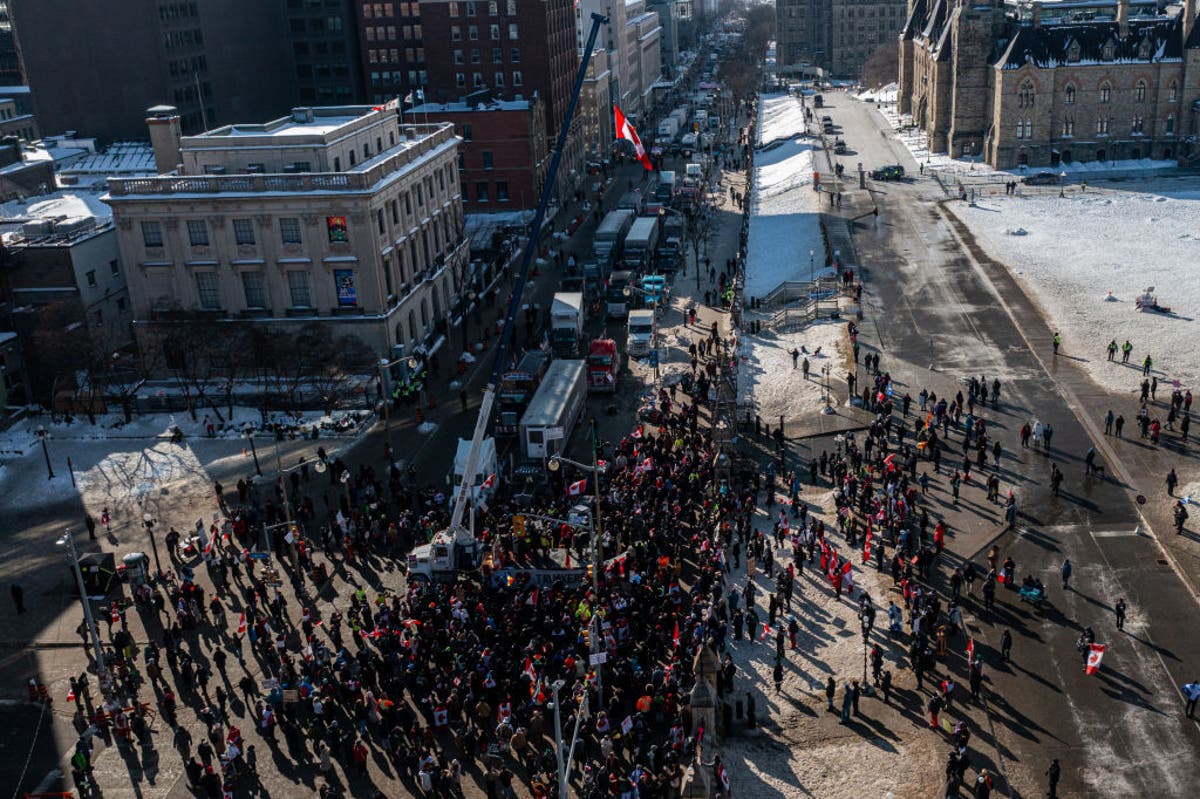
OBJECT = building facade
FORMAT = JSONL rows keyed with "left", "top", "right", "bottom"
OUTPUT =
{"left": 288, "top": 0, "right": 365, "bottom": 106}
{"left": 576, "top": 0, "right": 663, "bottom": 121}
{"left": 778, "top": 0, "right": 905, "bottom": 76}
{"left": 10, "top": 0, "right": 299, "bottom": 141}
{"left": 581, "top": 48, "right": 615, "bottom": 165}
{"left": 355, "top": 0, "right": 426, "bottom": 104}
{"left": 104, "top": 106, "right": 468, "bottom": 361}
{"left": 412, "top": 94, "right": 549, "bottom": 210}
{"left": 776, "top": 0, "right": 832, "bottom": 76}
{"left": 0, "top": 2, "right": 21, "bottom": 86}
{"left": 900, "top": 0, "right": 1200, "bottom": 168}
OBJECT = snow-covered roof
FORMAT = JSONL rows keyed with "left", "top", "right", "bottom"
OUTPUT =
{"left": 409, "top": 99, "right": 532, "bottom": 114}
{"left": 0, "top": 191, "right": 113, "bottom": 224}
{"left": 997, "top": 17, "right": 1183, "bottom": 69}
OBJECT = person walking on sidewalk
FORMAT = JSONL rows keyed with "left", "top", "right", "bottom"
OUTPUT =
{"left": 1167, "top": 468, "right": 1179, "bottom": 496}
{"left": 1046, "top": 759, "right": 1062, "bottom": 799}
{"left": 1060, "top": 559, "right": 1072, "bottom": 590}
{"left": 1114, "top": 598, "right": 1127, "bottom": 631}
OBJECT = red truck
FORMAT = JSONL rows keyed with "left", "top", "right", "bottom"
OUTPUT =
{"left": 587, "top": 338, "right": 617, "bottom": 392}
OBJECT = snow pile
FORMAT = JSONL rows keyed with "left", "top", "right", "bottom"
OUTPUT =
{"left": 950, "top": 188, "right": 1200, "bottom": 392}
{"left": 857, "top": 82, "right": 899, "bottom": 104}
{"left": 745, "top": 95, "right": 826, "bottom": 300}
{"left": 737, "top": 320, "right": 849, "bottom": 421}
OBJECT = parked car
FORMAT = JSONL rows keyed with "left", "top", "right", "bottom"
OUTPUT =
{"left": 834, "top": 140, "right": 847, "bottom": 154}
{"left": 871, "top": 164, "right": 906, "bottom": 181}
{"left": 1021, "top": 171, "right": 1061, "bottom": 186}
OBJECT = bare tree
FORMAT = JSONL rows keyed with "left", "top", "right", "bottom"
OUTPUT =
{"left": 860, "top": 41, "right": 900, "bottom": 90}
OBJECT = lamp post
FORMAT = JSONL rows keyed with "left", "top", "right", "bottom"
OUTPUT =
{"left": 809, "top": 249, "right": 815, "bottom": 284}
{"left": 57, "top": 530, "right": 108, "bottom": 694}
{"left": 142, "top": 512, "right": 163, "bottom": 578}
{"left": 822, "top": 363, "right": 834, "bottom": 414}
{"left": 35, "top": 424, "right": 54, "bottom": 480}
{"left": 547, "top": 452, "right": 604, "bottom": 709}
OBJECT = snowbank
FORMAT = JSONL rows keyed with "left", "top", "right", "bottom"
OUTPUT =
{"left": 949, "top": 188, "right": 1200, "bottom": 393}
{"left": 737, "top": 320, "right": 848, "bottom": 421}
{"left": 857, "top": 82, "right": 898, "bottom": 104}
{"left": 745, "top": 95, "right": 826, "bottom": 300}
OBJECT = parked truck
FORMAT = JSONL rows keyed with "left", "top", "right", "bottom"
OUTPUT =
{"left": 654, "top": 170, "right": 677, "bottom": 204}
{"left": 407, "top": 531, "right": 587, "bottom": 587}
{"left": 657, "top": 117, "right": 680, "bottom": 142}
{"left": 606, "top": 269, "right": 635, "bottom": 318}
{"left": 494, "top": 350, "right": 550, "bottom": 437}
{"left": 594, "top": 209, "right": 635, "bottom": 264}
{"left": 626, "top": 309, "right": 655, "bottom": 357}
{"left": 550, "top": 292, "right": 585, "bottom": 358}
{"left": 657, "top": 215, "right": 684, "bottom": 272}
{"left": 587, "top": 338, "right": 618, "bottom": 392}
{"left": 519, "top": 359, "right": 587, "bottom": 461}
{"left": 622, "top": 216, "right": 661, "bottom": 271}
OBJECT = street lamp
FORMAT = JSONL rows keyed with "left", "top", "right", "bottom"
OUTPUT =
{"left": 35, "top": 424, "right": 54, "bottom": 480}
{"left": 547, "top": 452, "right": 605, "bottom": 708}
{"left": 809, "top": 249, "right": 815, "bottom": 284}
{"left": 57, "top": 530, "right": 108, "bottom": 695}
{"left": 822, "top": 363, "right": 834, "bottom": 414}
{"left": 142, "top": 512, "right": 163, "bottom": 578}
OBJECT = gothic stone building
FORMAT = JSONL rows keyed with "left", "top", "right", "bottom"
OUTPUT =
{"left": 899, "top": 0, "right": 1200, "bottom": 168}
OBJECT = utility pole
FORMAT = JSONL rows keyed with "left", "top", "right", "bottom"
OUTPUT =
{"left": 59, "top": 530, "right": 108, "bottom": 694}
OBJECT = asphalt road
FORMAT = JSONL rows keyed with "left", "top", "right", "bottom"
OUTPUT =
{"left": 822, "top": 91, "right": 1200, "bottom": 797}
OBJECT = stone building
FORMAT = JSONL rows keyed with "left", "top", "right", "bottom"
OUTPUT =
{"left": 777, "top": 0, "right": 907, "bottom": 77}
{"left": 899, "top": 0, "right": 1200, "bottom": 168}
{"left": 103, "top": 105, "right": 467, "bottom": 363}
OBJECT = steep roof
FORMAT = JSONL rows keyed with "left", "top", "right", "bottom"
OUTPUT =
{"left": 901, "top": 0, "right": 929, "bottom": 41}
{"left": 996, "top": 18, "right": 1183, "bottom": 69}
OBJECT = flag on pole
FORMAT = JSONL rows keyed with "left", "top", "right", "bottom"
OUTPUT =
{"left": 237, "top": 612, "right": 247, "bottom": 637}
{"left": 614, "top": 104, "right": 653, "bottom": 171}
{"left": 1085, "top": 643, "right": 1105, "bottom": 675}
{"left": 567, "top": 479, "right": 587, "bottom": 496}
{"left": 966, "top": 638, "right": 976, "bottom": 661}
{"left": 482, "top": 473, "right": 496, "bottom": 489}
{"left": 525, "top": 588, "right": 539, "bottom": 607}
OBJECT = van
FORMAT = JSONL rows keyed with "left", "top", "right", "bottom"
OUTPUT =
{"left": 626, "top": 309, "right": 655, "bottom": 356}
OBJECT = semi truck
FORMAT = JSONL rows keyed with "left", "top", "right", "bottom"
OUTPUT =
{"left": 606, "top": 269, "right": 635, "bottom": 318}
{"left": 494, "top": 350, "right": 550, "bottom": 437}
{"left": 594, "top": 209, "right": 635, "bottom": 264}
{"left": 626, "top": 309, "right": 655, "bottom": 357}
{"left": 622, "top": 216, "right": 661, "bottom": 271}
{"left": 657, "top": 117, "right": 680, "bottom": 142}
{"left": 519, "top": 359, "right": 587, "bottom": 461}
{"left": 550, "top": 292, "right": 585, "bottom": 358}
{"left": 657, "top": 216, "right": 684, "bottom": 272}
{"left": 587, "top": 338, "right": 618, "bottom": 392}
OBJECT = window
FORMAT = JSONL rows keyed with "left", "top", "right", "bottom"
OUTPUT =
{"left": 495, "top": 71, "right": 504, "bottom": 87}
{"left": 469, "top": 25, "right": 478, "bottom": 40}
{"left": 466, "top": 0, "right": 476, "bottom": 14}
{"left": 454, "top": 49, "right": 464, "bottom": 64}
{"left": 471, "top": 49, "right": 481, "bottom": 64}
{"left": 493, "top": 47, "right": 503, "bottom": 64}
{"left": 1132, "top": 115, "right": 1144, "bottom": 134}
{"left": 451, "top": 25, "right": 461, "bottom": 41}
{"left": 510, "top": 47, "right": 520, "bottom": 63}
{"left": 187, "top": 219, "right": 209, "bottom": 246}
{"left": 1136, "top": 81, "right": 1147, "bottom": 102}
{"left": 483, "top": 150, "right": 494, "bottom": 169}
{"left": 508, "top": 23, "right": 518, "bottom": 39}
{"left": 490, "top": 24, "right": 500, "bottom": 39}
{"left": 377, "top": 209, "right": 386, "bottom": 234}
{"left": 449, "top": 1, "right": 459, "bottom": 15}
{"left": 195, "top": 272, "right": 221, "bottom": 309}
{"left": 512, "top": 70, "right": 522, "bottom": 86}
{"left": 474, "top": 71, "right": 484, "bottom": 87}
{"left": 1017, "top": 81, "right": 1034, "bottom": 109}
{"left": 242, "top": 271, "right": 267, "bottom": 308}
{"left": 496, "top": 181, "right": 509, "bottom": 202}
{"left": 1138, "top": 37, "right": 1152, "bottom": 60}
{"left": 1061, "top": 118, "right": 1074, "bottom": 136}
{"left": 506, "top": 0, "right": 515, "bottom": 13}
{"left": 456, "top": 72, "right": 466, "bottom": 87}
{"left": 86, "top": 269, "right": 97, "bottom": 287}
{"left": 141, "top": 221, "right": 163, "bottom": 247}
{"left": 1064, "top": 84, "right": 1075, "bottom": 106}
{"left": 1096, "top": 116, "right": 1109, "bottom": 135}
{"left": 1100, "top": 83, "right": 1111, "bottom": 103}
{"left": 287, "top": 270, "right": 312, "bottom": 307}
{"left": 327, "top": 216, "right": 349, "bottom": 242}
{"left": 1102, "top": 40, "right": 1115, "bottom": 61}
{"left": 110, "top": 259, "right": 119, "bottom": 276}
{"left": 233, "top": 218, "right": 255, "bottom": 245}
{"left": 476, "top": 181, "right": 489, "bottom": 202}
{"left": 463, "top": 123, "right": 473, "bottom": 141}
{"left": 280, "top": 217, "right": 302, "bottom": 244}
{"left": 489, "top": 1, "right": 498, "bottom": 14}
{"left": 1166, "top": 114, "right": 1175, "bottom": 134}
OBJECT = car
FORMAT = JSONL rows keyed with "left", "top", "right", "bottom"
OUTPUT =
{"left": 871, "top": 164, "right": 906, "bottom": 181}
{"left": 1021, "top": 171, "right": 1061, "bottom": 186}
{"left": 823, "top": 123, "right": 836, "bottom": 134}
{"left": 821, "top": 115, "right": 832, "bottom": 124}
{"left": 834, "top": 140, "right": 847, "bottom": 154}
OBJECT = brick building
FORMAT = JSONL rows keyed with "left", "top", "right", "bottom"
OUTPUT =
{"left": 900, "top": 0, "right": 1200, "bottom": 168}
{"left": 412, "top": 93, "right": 549, "bottom": 210}
{"left": 355, "top": 0, "right": 426, "bottom": 104}
{"left": 777, "top": 0, "right": 904, "bottom": 76}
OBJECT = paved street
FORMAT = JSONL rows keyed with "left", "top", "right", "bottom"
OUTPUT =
{"left": 819, "top": 90, "right": 1200, "bottom": 797}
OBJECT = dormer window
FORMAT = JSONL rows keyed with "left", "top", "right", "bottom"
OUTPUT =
{"left": 1066, "top": 40, "right": 1081, "bottom": 63}
{"left": 1138, "top": 37, "right": 1152, "bottom": 60}
{"left": 1102, "top": 39, "right": 1116, "bottom": 61}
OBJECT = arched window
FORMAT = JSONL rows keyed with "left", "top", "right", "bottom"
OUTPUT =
{"left": 1166, "top": 113, "right": 1175, "bottom": 134}
{"left": 1169, "top": 82, "right": 1178, "bottom": 103}
{"left": 1064, "top": 84, "right": 1076, "bottom": 106}
{"left": 1017, "top": 81, "right": 1035, "bottom": 108}
{"left": 420, "top": 297, "right": 429, "bottom": 330}
{"left": 1135, "top": 81, "right": 1147, "bottom": 102}
{"left": 408, "top": 310, "right": 418, "bottom": 342}
{"left": 1100, "top": 82, "right": 1112, "bottom": 103}
{"left": 1102, "top": 39, "right": 1115, "bottom": 61}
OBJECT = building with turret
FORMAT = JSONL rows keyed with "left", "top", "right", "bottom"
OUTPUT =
{"left": 899, "top": 0, "right": 1200, "bottom": 167}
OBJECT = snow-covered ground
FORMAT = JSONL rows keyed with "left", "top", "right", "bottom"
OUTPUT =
{"left": 856, "top": 82, "right": 898, "bottom": 104}
{"left": 737, "top": 320, "right": 848, "bottom": 422}
{"left": 948, "top": 186, "right": 1200, "bottom": 394}
{"left": 745, "top": 94, "right": 826, "bottom": 300}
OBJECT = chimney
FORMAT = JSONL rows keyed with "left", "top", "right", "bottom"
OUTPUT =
{"left": 1117, "top": 0, "right": 1130, "bottom": 37}
{"left": 145, "top": 105, "right": 182, "bottom": 175}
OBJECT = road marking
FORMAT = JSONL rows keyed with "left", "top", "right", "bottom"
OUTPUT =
{"left": 1091, "top": 528, "right": 1142, "bottom": 539}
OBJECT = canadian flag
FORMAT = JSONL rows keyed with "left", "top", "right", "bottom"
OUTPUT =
{"left": 523, "top": 656, "right": 537, "bottom": 684}
{"left": 639, "top": 457, "right": 654, "bottom": 472}
{"left": 482, "top": 473, "right": 496, "bottom": 489}
{"left": 614, "top": 104, "right": 653, "bottom": 171}
{"left": 759, "top": 622, "right": 771, "bottom": 641}
{"left": 236, "top": 612, "right": 247, "bottom": 637}
{"left": 631, "top": 424, "right": 643, "bottom": 439}
{"left": 966, "top": 638, "right": 976, "bottom": 661}
{"left": 1085, "top": 643, "right": 1105, "bottom": 675}
{"left": 525, "top": 588, "right": 539, "bottom": 607}
{"left": 567, "top": 479, "right": 587, "bottom": 496}
{"left": 672, "top": 621, "right": 680, "bottom": 649}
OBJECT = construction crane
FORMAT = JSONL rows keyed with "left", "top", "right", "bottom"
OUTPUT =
{"left": 445, "top": 12, "right": 610, "bottom": 550}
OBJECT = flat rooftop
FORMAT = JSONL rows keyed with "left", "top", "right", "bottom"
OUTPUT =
{"left": 190, "top": 106, "right": 379, "bottom": 142}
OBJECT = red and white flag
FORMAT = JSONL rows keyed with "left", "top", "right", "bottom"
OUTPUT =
{"left": 1085, "top": 643, "right": 1105, "bottom": 675}
{"left": 672, "top": 621, "right": 680, "bottom": 649}
{"left": 567, "top": 479, "right": 587, "bottom": 496}
{"left": 482, "top": 473, "right": 496, "bottom": 489}
{"left": 523, "top": 657, "right": 537, "bottom": 683}
{"left": 614, "top": 104, "right": 653, "bottom": 171}
{"left": 639, "top": 457, "right": 654, "bottom": 473}
{"left": 966, "top": 638, "right": 976, "bottom": 661}
{"left": 236, "top": 612, "right": 247, "bottom": 637}
{"left": 525, "top": 588, "right": 539, "bottom": 607}
{"left": 631, "top": 424, "right": 643, "bottom": 439}
{"left": 759, "top": 622, "right": 771, "bottom": 641}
